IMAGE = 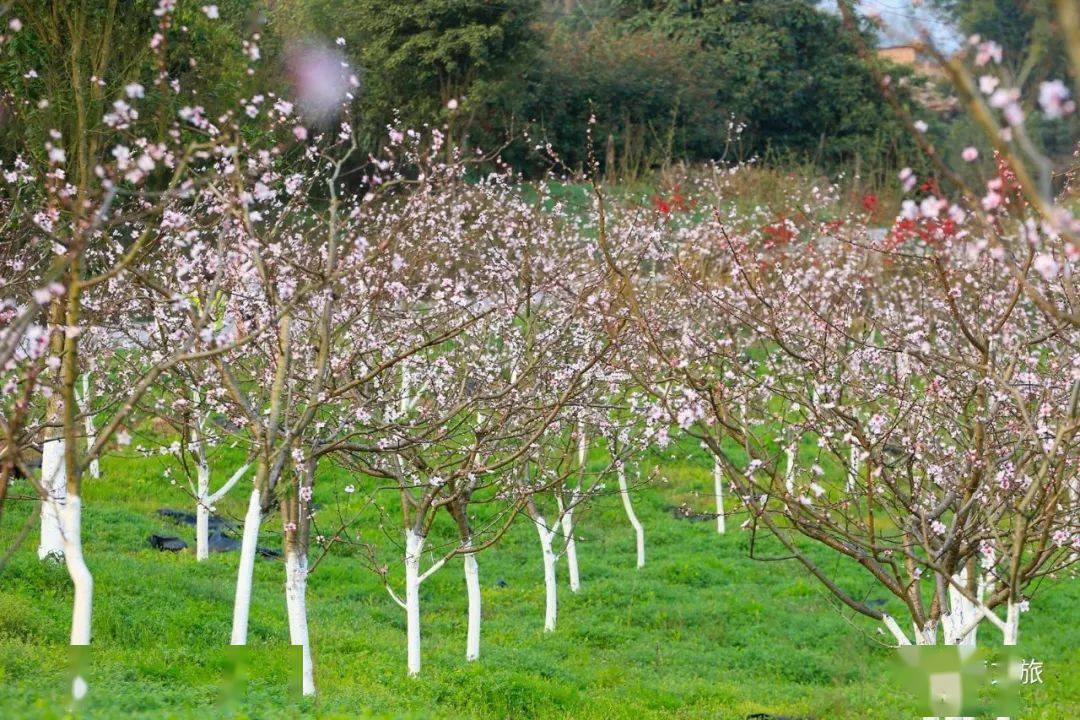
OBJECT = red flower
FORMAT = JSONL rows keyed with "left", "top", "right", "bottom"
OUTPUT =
{"left": 763, "top": 217, "right": 795, "bottom": 246}
{"left": 652, "top": 184, "right": 691, "bottom": 215}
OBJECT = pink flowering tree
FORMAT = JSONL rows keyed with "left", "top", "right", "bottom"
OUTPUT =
{"left": 0, "top": 1, "right": 345, "bottom": 701}
{"left": 838, "top": 1, "right": 1079, "bottom": 331}
{"left": 596, "top": 158, "right": 1077, "bottom": 661}
{"left": 314, "top": 149, "right": 629, "bottom": 673}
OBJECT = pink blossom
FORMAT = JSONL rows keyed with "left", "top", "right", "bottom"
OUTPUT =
{"left": 978, "top": 74, "right": 999, "bottom": 95}
{"left": 920, "top": 196, "right": 945, "bottom": 219}
{"left": 975, "top": 40, "right": 1002, "bottom": 66}
{"left": 1038, "top": 79, "right": 1075, "bottom": 120}
{"left": 1032, "top": 253, "right": 1058, "bottom": 281}
{"left": 898, "top": 167, "right": 916, "bottom": 193}
{"left": 981, "top": 191, "right": 1002, "bottom": 211}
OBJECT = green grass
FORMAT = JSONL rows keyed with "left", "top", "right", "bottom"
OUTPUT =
{"left": 1, "top": 445, "right": 1077, "bottom": 719}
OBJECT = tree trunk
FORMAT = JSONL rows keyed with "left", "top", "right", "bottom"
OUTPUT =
{"left": 713, "top": 454, "right": 726, "bottom": 534}
{"left": 195, "top": 461, "right": 211, "bottom": 562}
{"left": 559, "top": 493, "right": 580, "bottom": 592}
{"left": 943, "top": 569, "right": 979, "bottom": 646}
{"left": 562, "top": 424, "right": 586, "bottom": 591}
{"left": 463, "top": 537, "right": 481, "bottom": 661}
{"left": 915, "top": 620, "right": 938, "bottom": 645}
{"left": 81, "top": 374, "right": 99, "bottom": 480}
{"left": 882, "top": 613, "right": 912, "bottom": 645}
{"left": 783, "top": 445, "right": 795, "bottom": 495}
{"left": 1003, "top": 601, "right": 1018, "bottom": 646}
{"left": 617, "top": 464, "right": 645, "bottom": 567}
{"left": 195, "top": 500, "right": 210, "bottom": 562}
{"left": 38, "top": 437, "right": 67, "bottom": 559}
{"left": 230, "top": 488, "right": 261, "bottom": 644}
{"left": 405, "top": 529, "right": 424, "bottom": 676}
{"left": 63, "top": 495, "right": 92, "bottom": 700}
{"left": 848, "top": 444, "right": 860, "bottom": 492}
{"left": 536, "top": 520, "right": 557, "bottom": 632}
{"left": 285, "top": 548, "right": 314, "bottom": 695}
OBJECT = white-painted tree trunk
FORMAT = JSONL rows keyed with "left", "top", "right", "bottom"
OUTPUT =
{"left": 404, "top": 529, "right": 424, "bottom": 676}
{"left": 463, "top": 537, "right": 481, "bottom": 661}
{"left": 617, "top": 464, "right": 645, "bottom": 567}
{"left": 943, "top": 569, "right": 980, "bottom": 646}
{"left": 915, "top": 620, "right": 938, "bottom": 645}
{"left": 63, "top": 495, "right": 92, "bottom": 700}
{"left": 195, "top": 462, "right": 249, "bottom": 562}
{"left": 80, "top": 375, "right": 99, "bottom": 480}
{"left": 1002, "top": 601, "right": 1018, "bottom": 646}
{"left": 284, "top": 549, "right": 315, "bottom": 695}
{"left": 38, "top": 438, "right": 67, "bottom": 560}
{"left": 882, "top": 613, "right": 912, "bottom": 645}
{"left": 195, "top": 501, "right": 210, "bottom": 562}
{"left": 882, "top": 613, "right": 972, "bottom": 720}
{"left": 848, "top": 444, "right": 860, "bottom": 492}
{"left": 784, "top": 444, "right": 795, "bottom": 495}
{"left": 536, "top": 520, "right": 558, "bottom": 632}
{"left": 713, "top": 455, "right": 726, "bottom": 534}
{"left": 885, "top": 604, "right": 1010, "bottom": 720}
{"left": 230, "top": 488, "right": 261, "bottom": 645}
{"left": 195, "top": 461, "right": 211, "bottom": 562}
{"left": 560, "top": 427, "right": 587, "bottom": 592}
{"left": 559, "top": 493, "right": 580, "bottom": 592}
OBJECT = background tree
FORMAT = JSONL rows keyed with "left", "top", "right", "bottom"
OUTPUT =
{"left": 289, "top": 0, "right": 540, "bottom": 151}
{"left": 611, "top": 0, "right": 916, "bottom": 168}
{"left": 0, "top": 0, "right": 261, "bottom": 182}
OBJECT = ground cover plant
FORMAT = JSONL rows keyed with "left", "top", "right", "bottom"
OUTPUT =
{"left": 1, "top": 2, "right": 1078, "bottom": 720}
{"left": 0, "top": 441, "right": 1077, "bottom": 720}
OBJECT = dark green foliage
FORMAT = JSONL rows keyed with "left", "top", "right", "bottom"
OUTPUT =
{"left": 277, "top": 0, "right": 916, "bottom": 178}
{"left": 0, "top": 1, "right": 260, "bottom": 176}
{"left": 612, "top": 0, "right": 916, "bottom": 167}
{"left": 294, "top": 0, "right": 541, "bottom": 150}
{"left": 495, "top": 22, "right": 721, "bottom": 176}
{"left": 488, "top": 0, "right": 919, "bottom": 175}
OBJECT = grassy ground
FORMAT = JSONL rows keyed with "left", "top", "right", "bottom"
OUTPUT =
{"left": 1, "top": 443, "right": 1077, "bottom": 719}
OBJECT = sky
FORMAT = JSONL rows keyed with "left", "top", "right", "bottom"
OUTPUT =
{"left": 822, "top": 0, "right": 963, "bottom": 52}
